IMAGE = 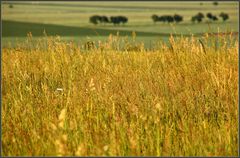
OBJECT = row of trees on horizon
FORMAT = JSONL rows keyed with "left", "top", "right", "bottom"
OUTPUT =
{"left": 89, "top": 12, "right": 229, "bottom": 25}
{"left": 152, "top": 12, "right": 229, "bottom": 24}
{"left": 191, "top": 12, "right": 229, "bottom": 23}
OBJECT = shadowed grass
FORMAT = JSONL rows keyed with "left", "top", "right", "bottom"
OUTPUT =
{"left": 3, "top": 20, "right": 181, "bottom": 37}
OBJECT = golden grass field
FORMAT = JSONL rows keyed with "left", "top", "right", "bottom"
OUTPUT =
{"left": 2, "top": 33, "right": 239, "bottom": 156}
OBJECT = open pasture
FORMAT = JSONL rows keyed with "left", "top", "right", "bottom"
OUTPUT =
{"left": 2, "top": 1, "right": 238, "bottom": 47}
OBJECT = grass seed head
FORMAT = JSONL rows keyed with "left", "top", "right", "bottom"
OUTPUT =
{"left": 58, "top": 108, "right": 66, "bottom": 121}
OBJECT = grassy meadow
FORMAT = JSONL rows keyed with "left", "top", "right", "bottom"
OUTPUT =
{"left": 2, "top": 33, "right": 239, "bottom": 156}
{"left": 1, "top": 1, "right": 239, "bottom": 157}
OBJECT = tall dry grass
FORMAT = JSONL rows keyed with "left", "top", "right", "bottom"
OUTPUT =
{"left": 1, "top": 33, "right": 239, "bottom": 156}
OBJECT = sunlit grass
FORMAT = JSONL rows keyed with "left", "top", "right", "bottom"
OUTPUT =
{"left": 2, "top": 33, "right": 238, "bottom": 156}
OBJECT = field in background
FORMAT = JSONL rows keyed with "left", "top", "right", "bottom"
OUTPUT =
{"left": 2, "top": 1, "right": 239, "bottom": 47}
{"left": 2, "top": 33, "right": 239, "bottom": 156}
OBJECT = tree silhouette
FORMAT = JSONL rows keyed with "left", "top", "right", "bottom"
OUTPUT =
{"left": 207, "top": 13, "right": 213, "bottom": 20}
{"left": 151, "top": 14, "right": 158, "bottom": 24}
{"left": 213, "top": 1, "right": 218, "bottom": 6}
{"left": 89, "top": 15, "right": 101, "bottom": 25}
{"left": 173, "top": 14, "right": 183, "bottom": 23}
{"left": 219, "top": 12, "right": 229, "bottom": 22}
{"left": 191, "top": 13, "right": 204, "bottom": 23}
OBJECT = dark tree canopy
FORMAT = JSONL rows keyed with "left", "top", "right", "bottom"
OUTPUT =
{"left": 191, "top": 16, "right": 202, "bottom": 23}
{"left": 206, "top": 13, "right": 219, "bottom": 22}
{"left": 118, "top": 16, "right": 128, "bottom": 24}
{"left": 158, "top": 16, "right": 167, "bottom": 23}
{"left": 165, "top": 16, "right": 174, "bottom": 23}
{"left": 101, "top": 16, "right": 110, "bottom": 24}
{"left": 219, "top": 12, "right": 229, "bottom": 22}
{"left": 151, "top": 14, "right": 159, "bottom": 23}
{"left": 9, "top": 4, "right": 14, "bottom": 8}
{"left": 89, "top": 15, "right": 128, "bottom": 25}
{"left": 212, "top": 16, "right": 218, "bottom": 21}
{"left": 110, "top": 16, "right": 128, "bottom": 25}
{"left": 89, "top": 15, "right": 101, "bottom": 25}
{"left": 197, "top": 12, "right": 204, "bottom": 18}
{"left": 152, "top": 14, "right": 183, "bottom": 23}
{"left": 207, "top": 13, "right": 213, "bottom": 20}
{"left": 213, "top": 1, "right": 219, "bottom": 6}
{"left": 173, "top": 14, "right": 183, "bottom": 23}
{"left": 191, "top": 13, "right": 204, "bottom": 23}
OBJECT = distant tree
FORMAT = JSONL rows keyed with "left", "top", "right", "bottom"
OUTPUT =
{"left": 212, "top": 16, "right": 218, "bottom": 21}
{"left": 109, "top": 16, "right": 128, "bottom": 25}
{"left": 219, "top": 12, "right": 229, "bottom": 22}
{"left": 110, "top": 16, "right": 121, "bottom": 25}
{"left": 191, "top": 16, "right": 196, "bottom": 23}
{"left": 206, "top": 13, "right": 213, "bottom": 20}
{"left": 152, "top": 14, "right": 183, "bottom": 24}
{"left": 200, "top": 2, "right": 203, "bottom": 5}
{"left": 197, "top": 12, "right": 204, "bottom": 18}
{"left": 158, "top": 16, "right": 167, "bottom": 23}
{"left": 151, "top": 14, "right": 159, "bottom": 23}
{"left": 206, "top": 13, "right": 218, "bottom": 22}
{"left": 101, "top": 16, "right": 109, "bottom": 24}
{"left": 9, "top": 4, "right": 13, "bottom": 8}
{"left": 89, "top": 15, "right": 101, "bottom": 25}
{"left": 191, "top": 15, "right": 202, "bottom": 23}
{"left": 165, "top": 15, "right": 174, "bottom": 23}
{"left": 98, "top": 16, "right": 103, "bottom": 24}
{"left": 213, "top": 1, "right": 218, "bottom": 6}
{"left": 120, "top": 16, "right": 128, "bottom": 25}
{"left": 90, "top": 15, "right": 128, "bottom": 26}
{"left": 191, "top": 13, "right": 204, "bottom": 23}
{"left": 173, "top": 14, "right": 183, "bottom": 23}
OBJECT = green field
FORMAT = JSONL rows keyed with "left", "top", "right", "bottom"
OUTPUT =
{"left": 2, "top": 1, "right": 239, "bottom": 48}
